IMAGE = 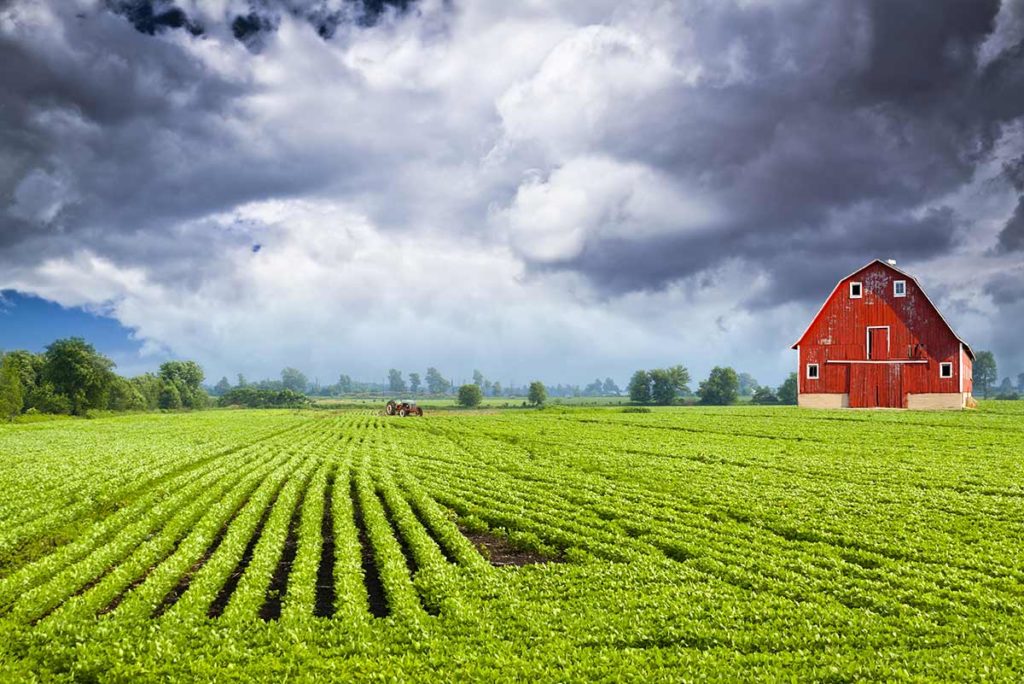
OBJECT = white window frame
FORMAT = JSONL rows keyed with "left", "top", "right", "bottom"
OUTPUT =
{"left": 939, "top": 362, "right": 953, "bottom": 379}
{"left": 893, "top": 280, "right": 906, "bottom": 298}
{"left": 850, "top": 282, "right": 863, "bottom": 299}
{"left": 806, "top": 363, "right": 820, "bottom": 380}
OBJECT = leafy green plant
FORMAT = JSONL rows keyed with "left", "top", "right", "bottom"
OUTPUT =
{"left": 1, "top": 404, "right": 1023, "bottom": 681}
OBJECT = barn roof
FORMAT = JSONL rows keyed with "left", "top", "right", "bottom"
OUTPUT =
{"left": 791, "top": 259, "right": 975, "bottom": 359}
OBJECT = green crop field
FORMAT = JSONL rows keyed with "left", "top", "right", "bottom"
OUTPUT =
{"left": 1, "top": 404, "right": 1023, "bottom": 681}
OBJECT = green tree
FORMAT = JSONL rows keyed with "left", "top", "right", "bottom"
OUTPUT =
{"left": 974, "top": 351, "right": 997, "bottom": 398}
{"left": 280, "top": 367, "right": 308, "bottom": 393}
{"left": 408, "top": 372, "right": 421, "bottom": 394}
{"left": 131, "top": 373, "right": 163, "bottom": 410}
{"left": 160, "top": 361, "right": 206, "bottom": 409}
{"left": 108, "top": 376, "right": 146, "bottom": 412}
{"left": 457, "top": 383, "right": 483, "bottom": 408}
{"left": 666, "top": 365, "right": 691, "bottom": 396}
{"left": 26, "top": 382, "right": 71, "bottom": 414}
{"left": 160, "top": 360, "right": 204, "bottom": 388}
{"left": 2, "top": 350, "right": 42, "bottom": 397}
{"left": 237, "top": 373, "right": 248, "bottom": 388}
{"left": 751, "top": 385, "right": 778, "bottom": 404}
{"left": 650, "top": 367, "right": 690, "bottom": 405}
{"left": 472, "top": 370, "right": 484, "bottom": 388}
{"left": 213, "top": 376, "right": 232, "bottom": 396}
{"left": 738, "top": 372, "right": 758, "bottom": 396}
{"left": 158, "top": 382, "right": 183, "bottom": 410}
{"left": 425, "top": 367, "right": 447, "bottom": 395}
{"left": 337, "top": 374, "right": 353, "bottom": 394}
{"left": 388, "top": 369, "right": 406, "bottom": 393}
{"left": 628, "top": 370, "right": 652, "bottom": 403}
{"left": 777, "top": 373, "right": 798, "bottom": 405}
{"left": 0, "top": 355, "right": 24, "bottom": 421}
{"left": 602, "top": 377, "right": 620, "bottom": 395}
{"left": 43, "top": 338, "right": 116, "bottom": 415}
{"left": 528, "top": 381, "right": 547, "bottom": 406}
{"left": 492, "top": 381, "right": 502, "bottom": 397}
{"left": 698, "top": 367, "right": 739, "bottom": 405}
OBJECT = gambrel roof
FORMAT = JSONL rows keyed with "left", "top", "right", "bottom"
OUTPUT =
{"left": 791, "top": 259, "right": 975, "bottom": 359}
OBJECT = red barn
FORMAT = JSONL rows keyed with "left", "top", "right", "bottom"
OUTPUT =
{"left": 791, "top": 259, "right": 974, "bottom": 410}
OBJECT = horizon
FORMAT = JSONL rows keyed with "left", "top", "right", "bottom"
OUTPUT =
{"left": 2, "top": 1, "right": 1022, "bottom": 388}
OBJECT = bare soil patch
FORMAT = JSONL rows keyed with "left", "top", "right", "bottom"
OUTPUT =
{"left": 457, "top": 526, "right": 561, "bottom": 567}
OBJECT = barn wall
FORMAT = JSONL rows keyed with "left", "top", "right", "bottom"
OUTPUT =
{"left": 798, "top": 262, "right": 963, "bottom": 398}
{"left": 961, "top": 349, "right": 974, "bottom": 394}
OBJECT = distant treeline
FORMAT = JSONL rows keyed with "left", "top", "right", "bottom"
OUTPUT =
{"left": 218, "top": 387, "right": 310, "bottom": 409}
{"left": 207, "top": 368, "right": 622, "bottom": 400}
{"left": 205, "top": 365, "right": 797, "bottom": 407}
{"left": 0, "top": 338, "right": 207, "bottom": 420}
{"left": 624, "top": 365, "right": 799, "bottom": 406}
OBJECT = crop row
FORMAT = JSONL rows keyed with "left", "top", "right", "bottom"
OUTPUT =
{"left": 1, "top": 416, "right": 521, "bottom": 630}
{"left": 391, "top": 416, "right": 1024, "bottom": 645}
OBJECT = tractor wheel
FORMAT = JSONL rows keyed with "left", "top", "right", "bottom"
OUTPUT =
{"left": 415, "top": 407, "right": 423, "bottom": 416}
{"left": 385, "top": 401, "right": 396, "bottom": 416}
{"left": 399, "top": 408, "right": 408, "bottom": 417}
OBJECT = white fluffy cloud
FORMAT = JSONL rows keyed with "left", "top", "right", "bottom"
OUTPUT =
{"left": 499, "top": 156, "right": 719, "bottom": 263}
{"left": 6, "top": 197, "right": 798, "bottom": 384}
{"left": 495, "top": 24, "right": 684, "bottom": 160}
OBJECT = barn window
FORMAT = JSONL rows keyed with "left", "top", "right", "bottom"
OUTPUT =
{"left": 806, "top": 363, "right": 819, "bottom": 380}
{"left": 894, "top": 280, "right": 906, "bottom": 297}
{"left": 939, "top": 362, "right": 953, "bottom": 378}
{"left": 850, "top": 282, "right": 862, "bottom": 298}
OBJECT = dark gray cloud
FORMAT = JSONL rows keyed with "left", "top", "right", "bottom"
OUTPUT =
{"left": 105, "top": 0, "right": 417, "bottom": 44}
{"left": 529, "top": 0, "right": 1023, "bottom": 301}
{"left": 998, "top": 197, "right": 1024, "bottom": 251}
{"left": 106, "top": 1, "right": 204, "bottom": 36}
{"left": 985, "top": 265, "right": 1024, "bottom": 304}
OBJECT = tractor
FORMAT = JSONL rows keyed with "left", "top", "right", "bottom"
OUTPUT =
{"left": 385, "top": 399, "right": 423, "bottom": 417}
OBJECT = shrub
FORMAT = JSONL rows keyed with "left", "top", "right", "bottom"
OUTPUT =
{"left": 457, "top": 384, "right": 483, "bottom": 408}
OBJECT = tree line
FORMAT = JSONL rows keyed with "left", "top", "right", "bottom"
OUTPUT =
{"left": 0, "top": 338, "right": 207, "bottom": 420}
{"left": 624, "top": 365, "right": 798, "bottom": 406}
{"left": 208, "top": 366, "right": 621, "bottom": 400}
{"left": 5, "top": 338, "right": 1014, "bottom": 422}
{"left": 457, "top": 380, "right": 547, "bottom": 408}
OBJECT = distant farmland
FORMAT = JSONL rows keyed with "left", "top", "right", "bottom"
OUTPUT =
{"left": 1, "top": 404, "right": 1022, "bottom": 681}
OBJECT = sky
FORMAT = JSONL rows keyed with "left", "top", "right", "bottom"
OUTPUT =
{"left": 1, "top": 0, "right": 1023, "bottom": 388}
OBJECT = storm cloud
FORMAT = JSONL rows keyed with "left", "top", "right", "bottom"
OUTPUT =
{"left": 1, "top": 0, "right": 1023, "bottom": 384}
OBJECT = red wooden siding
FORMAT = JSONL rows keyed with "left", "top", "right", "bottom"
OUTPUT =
{"left": 961, "top": 349, "right": 973, "bottom": 394}
{"left": 795, "top": 261, "right": 970, "bottom": 407}
{"left": 850, "top": 365, "right": 904, "bottom": 408}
